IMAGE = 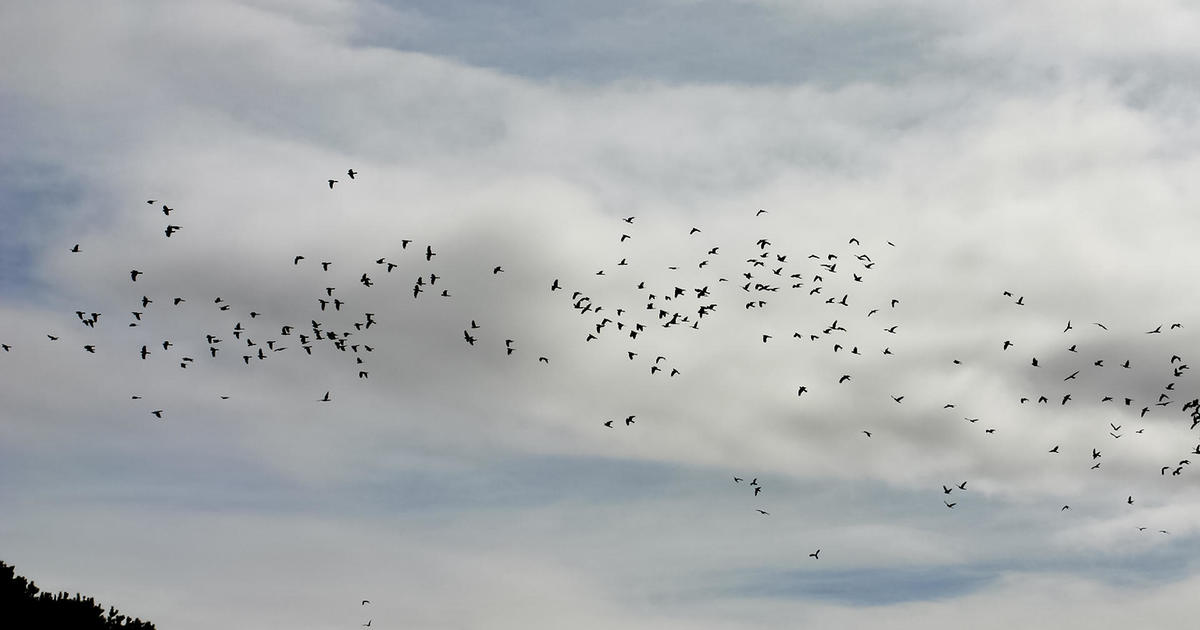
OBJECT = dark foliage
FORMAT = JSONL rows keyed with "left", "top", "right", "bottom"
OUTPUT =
{"left": 0, "top": 560, "right": 155, "bottom": 629}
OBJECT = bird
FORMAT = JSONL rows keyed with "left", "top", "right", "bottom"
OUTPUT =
{"left": 809, "top": 549, "right": 820, "bottom": 559}
{"left": 944, "top": 501, "right": 956, "bottom": 508}
{"left": 320, "top": 392, "right": 331, "bottom": 402}
{"left": 130, "top": 270, "right": 142, "bottom": 281}
{"left": 862, "top": 430, "right": 872, "bottom": 438}
{"left": 164, "top": 225, "right": 181, "bottom": 237}
{"left": 70, "top": 244, "right": 80, "bottom": 252}
{"left": 347, "top": 169, "right": 357, "bottom": 179}
{"left": 151, "top": 410, "right": 163, "bottom": 418}
{"left": 755, "top": 509, "right": 769, "bottom": 515}
{"left": 1049, "top": 445, "right": 1059, "bottom": 453}
{"left": 327, "top": 179, "right": 337, "bottom": 189}
{"left": 426, "top": 246, "right": 436, "bottom": 261}
{"left": 361, "top": 600, "right": 370, "bottom": 605}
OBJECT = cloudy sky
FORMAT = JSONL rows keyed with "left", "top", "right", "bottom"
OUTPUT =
{"left": 4, "top": 1, "right": 1200, "bottom": 628}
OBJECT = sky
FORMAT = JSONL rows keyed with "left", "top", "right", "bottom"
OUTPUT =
{"left": 3, "top": 1, "right": 1200, "bottom": 628}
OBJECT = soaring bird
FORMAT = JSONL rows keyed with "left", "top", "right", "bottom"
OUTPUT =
{"left": 809, "top": 549, "right": 820, "bottom": 559}
{"left": 70, "top": 244, "right": 80, "bottom": 252}
{"left": 164, "top": 225, "right": 181, "bottom": 237}
{"left": 328, "top": 179, "right": 337, "bottom": 189}
{"left": 320, "top": 391, "right": 331, "bottom": 402}
{"left": 426, "top": 246, "right": 436, "bottom": 261}
{"left": 130, "top": 270, "right": 142, "bottom": 281}
{"left": 347, "top": 169, "right": 357, "bottom": 179}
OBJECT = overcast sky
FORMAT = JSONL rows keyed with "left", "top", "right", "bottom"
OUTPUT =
{"left": 4, "top": 1, "right": 1200, "bottom": 628}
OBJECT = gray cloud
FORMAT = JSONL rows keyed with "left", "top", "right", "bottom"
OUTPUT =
{"left": 4, "top": 1, "right": 1200, "bottom": 628}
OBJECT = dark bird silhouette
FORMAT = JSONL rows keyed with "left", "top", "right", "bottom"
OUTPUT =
{"left": 809, "top": 549, "right": 820, "bottom": 559}
{"left": 839, "top": 375, "right": 851, "bottom": 383}
{"left": 151, "top": 410, "right": 163, "bottom": 418}
{"left": 164, "top": 225, "right": 181, "bottom": 237}
{"left": 130, "top": 270, "right": 142, "bottom": 281}
{"left": 945, "top": 501, "right": 956, "bottom": 509}
{"left": 70, "top": 244, "right": 80, "bottom": 252}
{"left": 755, "top": 509, "right": 769, "bottom": 515}
{"left": 320, "top": 391, "right": 331, "bottom": 402}
{"left": 328, "top": 179, "right": 337, "bottom": 189}
{"left": 83, "top": 345, "right": 96, "bottom": 353}
{"left": 426, "top": 246, "right": 436, "bottom": 261}
{"left": 347, "top": 169, "right": 357, "bottom": 179}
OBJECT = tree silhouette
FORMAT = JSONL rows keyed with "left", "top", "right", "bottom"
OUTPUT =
{"left": 1, "top": 560, "right": 155, "bottom": 629}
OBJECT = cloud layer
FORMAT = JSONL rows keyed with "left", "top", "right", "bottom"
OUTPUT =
{"left": 3, "top": 1, "right": 1200, "bottom": 628}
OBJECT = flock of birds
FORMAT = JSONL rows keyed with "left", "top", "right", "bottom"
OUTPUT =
{"left": 3, "top": 169, "right": 1197, "bottom": 612}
